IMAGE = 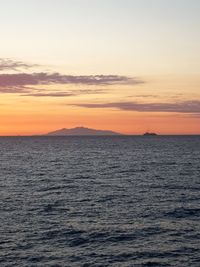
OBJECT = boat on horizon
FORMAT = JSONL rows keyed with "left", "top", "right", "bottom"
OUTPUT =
{"left": 143, "top": 132, "right": 157, "bottom": 136}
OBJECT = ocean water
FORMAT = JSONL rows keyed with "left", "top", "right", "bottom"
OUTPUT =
{"left": 0, "top": 136, "right": 200, "bottom": 267}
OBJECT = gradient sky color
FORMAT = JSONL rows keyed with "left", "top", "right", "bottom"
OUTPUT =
{"left": 0, "top": 0, "right": 200, "bottom": 135}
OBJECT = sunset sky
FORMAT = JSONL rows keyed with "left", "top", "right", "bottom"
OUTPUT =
{"left": 0, "top": 0, "right": 200, "bottom": 135}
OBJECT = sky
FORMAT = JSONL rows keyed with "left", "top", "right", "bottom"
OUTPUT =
{"left": 0, "top": 0, "right": 200, "bottom": 135}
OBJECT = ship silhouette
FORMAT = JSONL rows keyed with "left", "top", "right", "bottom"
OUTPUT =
{"left": 143, "top": 132, "right": 157, "bottom": 136}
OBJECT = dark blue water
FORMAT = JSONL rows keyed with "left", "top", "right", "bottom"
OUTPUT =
{"left": 0, "top": 136, "right": 200, "bottom": 267}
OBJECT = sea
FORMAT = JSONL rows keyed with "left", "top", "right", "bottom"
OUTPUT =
{"left": 0, "top": 136, "right": 200, "bottom": 267}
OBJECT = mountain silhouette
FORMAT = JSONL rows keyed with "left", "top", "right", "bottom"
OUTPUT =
{"left": 46, "top": 127, "right": 121, "bottom": 136}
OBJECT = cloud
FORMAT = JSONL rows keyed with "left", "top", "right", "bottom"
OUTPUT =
{"left": 0, "top": 86, "right": 31, "bottom": 94}
{"left": 0, "top": 58, "right": 144, "bottom": 97}
{"left": 71, "top": 100, "right": 200, "bottom": 114}
{"left": 0, "top": 58, "right": 37, "bottom": 71}
{"left": 187, "top": 113, "right": 200, "bottom": 118}
{"left": 128, "top": 94, "right": 158, "bottom": 98}
{"left": 24, "top": 92, "right": 75, "bottom": 97}
{"left": 0, "top": 72, "right": 142, "bottom": 87}
{"left": 22, "top": 88, "right": 107, "bottom": 97}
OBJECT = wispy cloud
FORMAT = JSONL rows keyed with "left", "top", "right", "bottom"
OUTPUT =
{"left": 0, "top": 58, "right": 37, "bottom": 71}
{"left": 128, "top": 94, "right": 158, "bottom": 98}
{"left": 22, "top": 88, "right": 107, "bottom": 97}
{"left": 0, "top": 86, "right": 31, "bottom": 94}
{"left": 187, "top": 113, "right": 200, "bottom": 118}
{"left": 0, "top": 58, "right": 144, "bottom": 97}
{"left": 71, "top": 101, "right": 200, "bottom": 114}
{"left": 25, "top": 92, "right": 75, "bottom": 97}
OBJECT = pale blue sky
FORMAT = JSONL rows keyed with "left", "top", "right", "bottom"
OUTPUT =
{"left": 1, "top": 0, "right": 200, "bottom": 75}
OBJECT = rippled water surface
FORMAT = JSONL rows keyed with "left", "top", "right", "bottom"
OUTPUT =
{"left": 0, "top": 136, "right": 200, "bottom": 267}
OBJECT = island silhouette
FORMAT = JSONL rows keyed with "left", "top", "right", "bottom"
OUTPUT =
{"left": 46, "top": 127, "right": 122, "bottom": 136}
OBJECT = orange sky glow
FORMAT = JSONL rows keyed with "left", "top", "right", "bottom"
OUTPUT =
{"left": 0, "top": 1, "right": 200, "bottom": 135}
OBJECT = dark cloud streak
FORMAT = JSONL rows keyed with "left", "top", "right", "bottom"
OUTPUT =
{"left": 71, "top": 101, "right": 200, "bottom": 114}
{"left": 0, "top": 73, "right": 142, "bottom": 87}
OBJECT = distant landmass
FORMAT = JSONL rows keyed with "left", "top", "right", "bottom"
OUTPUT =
{"left": 46, "top": 127, "right": 122, "bottom": 136}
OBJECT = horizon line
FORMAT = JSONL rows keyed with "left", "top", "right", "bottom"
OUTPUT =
{"left": 0, "top": 134, "right": 200, "bottom": 137}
